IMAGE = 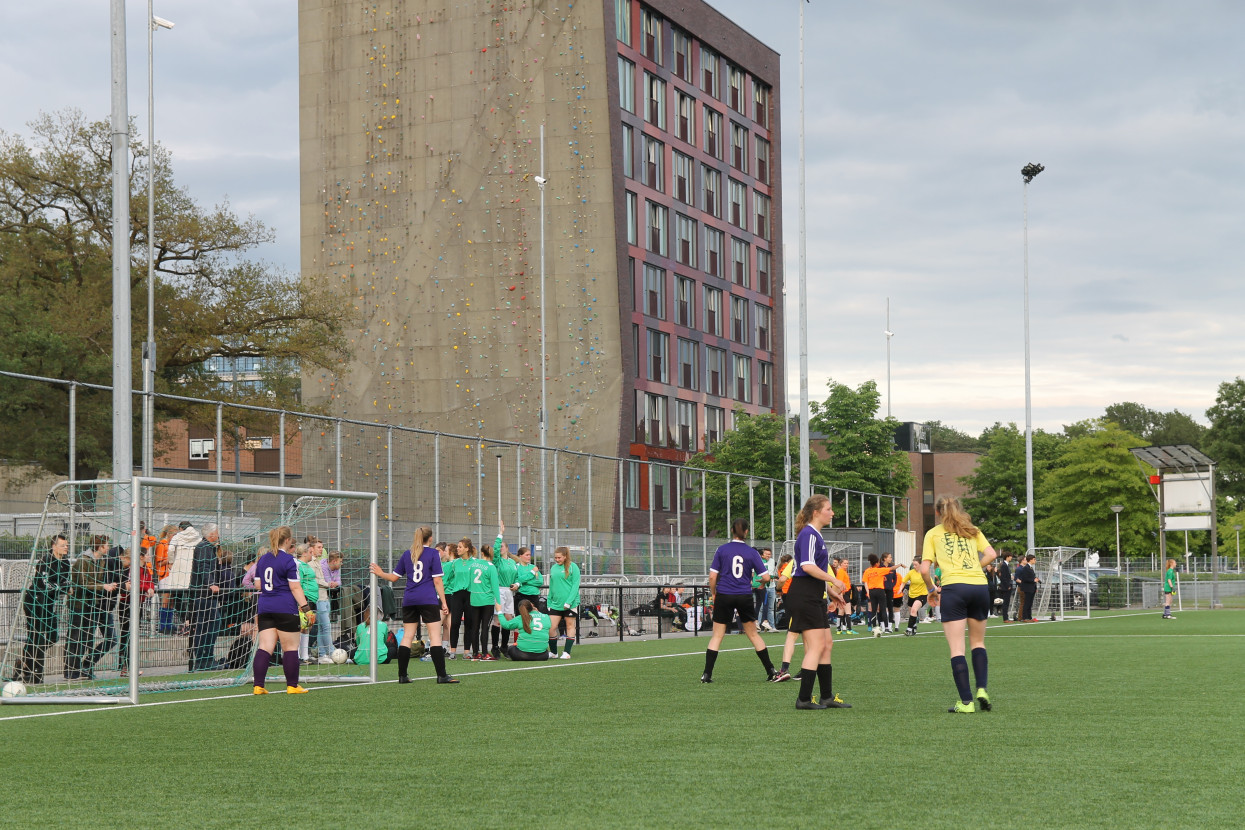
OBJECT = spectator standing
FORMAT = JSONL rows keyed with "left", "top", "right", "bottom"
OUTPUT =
{"left": 161, "top": 521, "right": 202, "bottom": 633}
{"left": 117, "top": 547, "right": 155, "bottom": 676}
{"left": 16, "top": 534, "right": 70, "bottom": 684}
{"left": 757, "top": 548, "right": 777, "bottom": 631}
{"left": 154, "top": 524, "right": 178, "bottom": 633}
{"left": 188, "top": 523, "right": 223, "bottom": 672}
{"left": 65, "top": 536, "right": 118, "bottom": 680}
{"left": 303, "top": 536, "right": 334, "bottom": 662}
{"left": 996, "top": 553, "right": 1015, "bottom": 622}
{"left": 1015, "top": 554, "right": 1039, "bottom": 622}
{"left": 700, "top": 520, "right": 776, "bottom": 683}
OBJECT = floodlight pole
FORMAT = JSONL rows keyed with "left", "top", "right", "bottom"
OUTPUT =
{"left": 1021, "top": 162, "right": 1044, "bottom": 553}
{"left": 1111, "top": 504, "right": 1123, "bottom": 571}
{"left": 110, "top": 0, "right": 133, "bottom": 492}
{"left": 797, "top": 0, "right": 810, "bottom": 507}
{"left": 538, "top": 125, "right": 548, "bottom": 534}
{"left": 885, "top": 298, "right": 893, "bottom": 418}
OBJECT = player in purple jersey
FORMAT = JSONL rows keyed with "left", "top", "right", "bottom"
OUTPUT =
{"left": 370, "top": 526, "right": 458, "bottom": 684}
{"left": 251, "top": 525, "right": 314, "bottom": 695}
{"left": 700, "top": 519, "right": 776, "bottom": 683}
{"left": 787, "top": 495, "right": 851, "bottom": 710}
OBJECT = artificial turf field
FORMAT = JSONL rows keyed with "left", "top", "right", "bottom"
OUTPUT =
{"left": 2, "top": 610, "right": 1241, "bottom": 829}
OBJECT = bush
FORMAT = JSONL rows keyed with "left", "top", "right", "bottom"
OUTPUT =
{"left": 1098, "top": 576, "right": 1127, "bottom": 609}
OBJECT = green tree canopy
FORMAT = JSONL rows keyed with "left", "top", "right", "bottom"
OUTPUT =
{"left": 1035, "top": 420, "right": 1156, "bottom": 559}
{"left": 1205, "top": 378, "right": 1245, "bottom": 501}
{"left": 1103, "top": 401, "right": 1206, "bottom": 449}
{"left": 924, "top": 419, "right": 981, "bottom": 452}
{"left": 0, "top": 110, "right": 352, "bottom": 481}
{"left": 960, "top": 422, "right": 1063, "bottom": 552}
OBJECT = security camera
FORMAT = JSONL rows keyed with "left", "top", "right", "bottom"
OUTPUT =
{"left": 152, "top": 15, "right": 175, "bottom": 29}
{"left": 534, "top": 175, "right": 547, "bottom": 185}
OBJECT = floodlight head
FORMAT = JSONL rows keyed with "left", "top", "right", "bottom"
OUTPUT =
{"left": 534, "top": 175, "right": 547, "bottom": 186}
{"left": 1021, "top": 162, "right": 1044, "bottom": 183}
{"left": 152, "top": 16, "right": 175, "bottom": 30}
{"left": 1110, "top": 504, "right": 1124, "bottom": 514}
{"left": 884, "top": 330, "right": 894, "bottom": 337}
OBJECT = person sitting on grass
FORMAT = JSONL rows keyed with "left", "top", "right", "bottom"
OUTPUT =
{"left": 354, "top": 609, "right": 391, "bottom": 665}
{"left": 499, "top": 599, "right": 553, "bottom": 661}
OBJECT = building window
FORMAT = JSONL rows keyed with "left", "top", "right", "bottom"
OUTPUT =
{"left": 754, "top": 82, "right": 771, "bottom": 128}
{"left": 647, "top": 329, "right": 668, "bottom": 383}
{"left": 625, "top": 459, "right": 640, "bottom": 508}
{"left": 675, "top": 214, "right": 696, "bottom": 267}
{"left": 622, "top": 124, "right": 634, "bottom": 179}
{"left": 642, "top": 135, "right": 665, "bottom": 192}
{"left": 673, "top": 27, "right": 692, "bottom": 82}
{"left": 704, "top": 286, "right": 723, "bottom": 337}
{"left": 753, "top": 192, "right": 771, "bottom": 241}
{"left": 675, "top": 276, "right": 695, "bottom": 328}
{"left": 756, "top": 248, "right": 771, "bottom": 296}
{"left": 733, "top": 354, "right": 752, "bottom": 403}
{"left": 755, "top": 136, "right": 770, "bottom": 185}
{"left": 646, "top": 200, "right": 668, "bottom": 256}
{"left": 731, "top": 296, "right": 747, "bottom": 343}
{"left": 645, "top": 73, "right": 666, "bottom": 129}
{"left": 636, "top": 391, "right": 669, "bottom": 446}
{"left": 731, "top": 237, "right": 749, "bottom": 288}
{"left": 755, "top": 304, "right": 772, "bottom": 351}
{"left": 674, "top": 91, "right": 694, "bottom": 144}
{"left": 705, "top": 405, "right": 725, "bottom": 447}
{"left": 618, "top": 57, "right": 635, "bottom": 113}
{"left": 701, "top": 165, "right": 721, "bottom": 219}
{"left": 728, "top": 179, "right": 747, "bottom": 229}
{"left": 626, "top": 192, "right": 638, "bottom": 245}
{"left": 703, "top": 107, "right": 722, "bottom": 159}
{"left": 677, "top": 338, "right": 698, "bottom": 390}
{"left": 644, "top": 264, "right": 666, "bottom": 318}
{"left": 706, "top": 346, "right": 726, "bottom": 396}
{"left": 703, "top": 226, "right": 723, "bottom": 278}
{"left": 189, "top": 438, "right": 214, "bottom": 460}
{"left": 759, "top": 362, "right": 773, "bottom": 408}
{"left": 632, "top": 323, "right": 640, "bottom": 366}
{"left": 728, "top": 64, "right": 745, "bottom": 113}
{"left": 672, "top": 150, "right": 693, "bottom": 204}
{"left": 675, "top": 399, "right": 697, "bottom": 451}
{"left": 652, "top": 464, "right": 672, "bottom": 510}
{"left": 701, "top": 46, "right": 719, "bottom": 98}
{"left": 628, "top": 257, "right": 636, "bottom": 310}
{"left": 615, "top": 0, "right": 631, "bottom": 46}
{"left": 730, "top": 122, "right": 748, "bottom": 173}
{"left": 641, "top": 8, "right": 663, "bottom": 64}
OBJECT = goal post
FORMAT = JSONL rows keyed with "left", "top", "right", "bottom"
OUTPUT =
{"left": 1030, "top": 546, "right": 1092, "bottom": 621}
{"left": 1, "top": 477, "right": 379, "bottom": 705}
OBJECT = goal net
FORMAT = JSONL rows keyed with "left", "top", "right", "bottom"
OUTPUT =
{"left": 1, "top": 477, "right": 378, "bottom": 704}
{"left": 1031, "top": 546, "right": 1092, "bottom": 621}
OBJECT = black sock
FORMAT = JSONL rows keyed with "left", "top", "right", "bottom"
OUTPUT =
{"left": 704, "top": 648, "right": 719, "bottom": 677}
{"left": 549, "top": 638, "right": 559, "bottom": 656}
{"left": 908, "top": 615, "right": 918, "bottom": 630}
{"left": 756, "top": 647, "right": 775, "bottom": 675}
{"left": 797, "top": 668, "right": 817, "bottom": 702}
{"left": 951, "top": 655, "right": 972, "bottom": 703}
{"left": 971, "top": 647, "right": 987, "bottom": 690}
{"left": 430, "top": 645, "right": 447, "bottom": 677}
{"left": 490, "top": 626, "right": 500, "bottom": 650}
{"left": 397, "top": 645, "right": 411, "bottom": 677}
{"left": 817, "top": 663, "right": 833, "bottom": 699}
{"left": 564, "top": 639, "right": 573, "bottom": 655}
{"left": 780, "top": 661, "right": 790, "bottom": 674}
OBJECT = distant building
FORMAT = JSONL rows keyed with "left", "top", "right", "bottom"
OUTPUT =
{"left": 906, "top": 447, "right": 980, "bottom": 544}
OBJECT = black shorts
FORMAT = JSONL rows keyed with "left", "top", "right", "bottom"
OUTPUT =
{"left": 514, "top": 593, "right": 542, "bottom": 613}
{"left": 402, "top": 604, "right": 441, "bottom": 624}
{"left": 711, "top": 592, "right": 756, "bottom": 625}
{"left": 784, "top": 578, "right": 829, "bottom": 632}
{"left": 939, "top": 583, "right": 991, "bottom": 622}
{"left": 907, "top": 594, "right": 928, "bottom": 608}
{"left": 548, "top": 606, "right": 578, "bottom": 619}
{"left": 257, "top": 612, "right": 301, "bottom": 633}
{"left": 868, "top": 588, "right": 888, "bottom": 608}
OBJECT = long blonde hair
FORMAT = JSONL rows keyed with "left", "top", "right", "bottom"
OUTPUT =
{"left": 795, "top": 494, "right": 829, "bottom": 533}
{"left": 517, "top": 598, "right": 535, "bottom": 634}
{"left": 269, "top": 525, "right": 293, "bottom": 553}
{"left": 410, "top": 526, "right": 433, "bottom": 552}
{"left": 936, "top": 496, "right": 979, "bottom": 539}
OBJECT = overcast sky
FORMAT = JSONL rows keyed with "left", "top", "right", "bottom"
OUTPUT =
{"left": 3, "top": 1, "right": 1241, "bottom": 436}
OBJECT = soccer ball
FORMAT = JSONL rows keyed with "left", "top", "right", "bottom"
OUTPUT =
{"left": 330, "top": 648, "right": 348, "bottom": 664}
{"left": 994, "top": 597, "right": 1004, "bottom": 606}
{"left": 872, "top": 628, "right": 882, "bottom": 639}
{"left": 2, "top": 681, "right": 28, "bottom": 699}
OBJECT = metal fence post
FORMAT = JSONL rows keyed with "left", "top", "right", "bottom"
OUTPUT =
{"left": 476, "top": 439, "right": 483, "bottom": 544}
{"left": 552, "top": 449, "right": 560, "bottom": 546}
{"left": 215, "top": 403, "right": 223, "bottom": 521}
{"left": 68, "top": 382, "right": 77, "bottom": 480}
{"left": 769, "top": 479, "right": 776, "bottom": 543}
{"left": 386, "top": 426, "right": 394, "bottom": 570}
{"left": 647, "top": 460, "right": 655, "bottom": 574}
{"left": 516, "top": 444, "right": 523, "bottom": 529}
{"left": 587, "top": 454, "right": 593, "bottom": 551}
{"left": 701, "top": 470, "right": 708, "bottom": 571}
{"left": 434, "top": 432, "right": 441, "bottom": 542}
{"left": 335, "top": 418, "right": 343, "bottom": 548}
{"left": 618, "top": 461, "right": 625, "bottom": 577}
{"left": 278, "top": 411, "right": 286, "bottom": 518}
{"left": 725, "top": 474, "right": 731, "bottom": 543}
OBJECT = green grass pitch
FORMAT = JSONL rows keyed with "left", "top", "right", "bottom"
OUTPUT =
{"left": 2, "top": 610, "right": 1242, "bottom": 828}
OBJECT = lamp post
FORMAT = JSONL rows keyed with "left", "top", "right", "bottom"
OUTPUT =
{"left": 746, "top": 478, "right": 759, "bottom": 546}
{"left": 142, "top": 8, "right": 174, "bottom": 484}
{"left": 536, "top": 126, "right": 548, "bottom": 533}
{"left": 1110, "top": 504, "right": 1123, "bottom": 571}
{"left": 797, "top": 0, "right": 810, "bottom": 507}
{"left": 884, "top": 298, "right": 894, "bottom": 418}
{"left": 667, "top": 517, "right": 679, "bottom": 575}
{"left": 1021, "top": 162, "right": 1044, "bottom": 553}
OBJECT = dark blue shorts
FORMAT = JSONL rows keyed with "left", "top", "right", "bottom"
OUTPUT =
{"left": 939, "top": 583, "right": 990, "bottom": 622}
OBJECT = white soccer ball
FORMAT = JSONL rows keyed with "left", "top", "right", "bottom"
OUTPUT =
{"left": 2, "top": 681, "right": 28, "bottom": 699}
{"left": 994, "top": 597, "right": 1004, "bottom": 606}
{"left": 330, "top": 648, "right": 348, "bottom": 664}
{"left": 872, "top": 628, "right": 882, "bottom": 639}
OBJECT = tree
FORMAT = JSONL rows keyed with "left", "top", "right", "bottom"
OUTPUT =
{"left": 961, "top": 422, "right": 1063, "bottom": 552}
{"left": 1104, "top": 401, "right": 1206, "bottom": 449}
{"left": 809, "top": 379, "right": 913, "bottom": 527}
{"left": 1035, "top": 420, "right": 1156, "bottom": 559}
{"left": 1205, "top": 378, "right": 1245, "bottom": 501}
{"left": 924, "top": 419, "right": 981, "bottom": 452}
{"left": 684, "top": 411, "right": 829, "bottom": 540}
{"left": 0, "top": 110, "right": 352, "bottom": 481}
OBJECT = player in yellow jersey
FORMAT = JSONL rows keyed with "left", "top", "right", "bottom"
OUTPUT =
{"left": 919, "top": 497, "right": 997, "bottom": 713}
{"left": 901, "top": 556, "right": 930, "bottom": 636}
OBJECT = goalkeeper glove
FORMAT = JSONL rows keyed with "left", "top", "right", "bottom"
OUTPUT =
{"left": 299, "top": 604, "right": 316, "bottom": 630}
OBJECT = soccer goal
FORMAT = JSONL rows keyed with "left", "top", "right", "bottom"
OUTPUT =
{"left": 0, "top": 477, "right": 379, "bottom": 705}
{"left": 1031, "top": 546, "right": 1092, "bottom": 621}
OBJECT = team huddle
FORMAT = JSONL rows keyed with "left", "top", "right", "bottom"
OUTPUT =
{"left": 701, "top": 494, "right": 998, "bottom": 713}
